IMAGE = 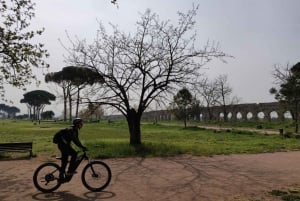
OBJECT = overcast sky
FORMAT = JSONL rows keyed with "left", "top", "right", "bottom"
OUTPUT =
{"left": 8, "top": 0, "right": 300, "bottom": 116}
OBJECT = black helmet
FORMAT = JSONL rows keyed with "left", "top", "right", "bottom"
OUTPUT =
{"left": 73, "top": 118, "right": 83, "bottom": 125}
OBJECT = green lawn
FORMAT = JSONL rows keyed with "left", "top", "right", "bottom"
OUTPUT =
{"left": 193, "top": 119, "right": 296, "bottom": 132}
{"left": 0, "top": 119, "right": 300, "bottom": 158}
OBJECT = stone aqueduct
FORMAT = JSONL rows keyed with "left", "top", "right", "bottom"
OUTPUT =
{"left": 142, "top": 102, "right": 292, "bottom": 121}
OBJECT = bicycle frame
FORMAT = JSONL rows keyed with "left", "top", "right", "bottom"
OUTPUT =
{"left": 62, "top": 151, "right": 90, "bottom": 182}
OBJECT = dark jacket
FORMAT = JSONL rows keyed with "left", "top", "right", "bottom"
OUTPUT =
{"left": 57, "top": 127, "right": 85, "bottom": 149}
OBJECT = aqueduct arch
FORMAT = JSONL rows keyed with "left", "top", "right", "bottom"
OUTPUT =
{"left": 200, "top": 102, "right": 288, "bottom": 121}
{"left": 142, "top": 102, "right": 292, "bottom": 122}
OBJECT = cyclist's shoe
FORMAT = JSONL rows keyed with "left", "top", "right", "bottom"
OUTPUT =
{"left": 66, "top": 173, "right": 72, "bottom": 177}
{"left": 58, "top": 176, "right": 66, "bottom": 183}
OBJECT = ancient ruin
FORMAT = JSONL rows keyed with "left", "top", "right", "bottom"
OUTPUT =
{"left": 143, "top": 102, "right": 292, "bottom": 121}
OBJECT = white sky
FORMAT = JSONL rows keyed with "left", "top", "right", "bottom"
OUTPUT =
{"left": 6, "top": 0, "right": 300, "bottom": 116}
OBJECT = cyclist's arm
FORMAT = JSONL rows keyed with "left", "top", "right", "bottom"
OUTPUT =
{"left": 71, "top": 130, "right": 86, "bottom": 149}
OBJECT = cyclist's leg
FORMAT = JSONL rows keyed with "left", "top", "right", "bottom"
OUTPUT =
{"left": 67, "top": 147, "right": 77, "bottom": 174}
{"left": 58, "top": 143, "right": 68, "bottom": 179}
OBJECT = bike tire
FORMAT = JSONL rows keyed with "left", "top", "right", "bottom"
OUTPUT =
{"left": 33, "top": 162, "right": 61, "bottom": 193}
{"left": 81, "top": 161, "right": 112, "bottom": 192}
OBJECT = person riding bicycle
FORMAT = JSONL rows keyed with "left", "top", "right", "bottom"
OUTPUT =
{"left": 53, "top": 118, "right": 87, "bottom": 180}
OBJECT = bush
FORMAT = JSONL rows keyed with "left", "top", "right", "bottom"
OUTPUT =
{"left": 282, "top": 194, "right": 300, "bottom": 201}
{"left": 256, "top": 125, "right": 263, "bottom": 129}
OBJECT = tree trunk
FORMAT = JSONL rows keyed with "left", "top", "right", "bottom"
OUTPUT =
{"left": 75, "top": 88, "right": 80, "bottom": 117}
{"left": 222, "top": 94, "right": 228, "bottom": 122}
{"left": 127, "top": 109, "right": 141, "bottom": 145}
{"left": 184, "top": 108, "right": 187, "bottom": 128}
{"left": 223, "top": 106, "right": 228, "bottom": 122}
{"left": 295, "top": 102, "right": 299, "bottom": 134}
{"left": 67, "top": 87, "right": 72, "bottom": 121}
{"left": 63, "top": 87, "right": 67, "bottom": 121}
{"left": 33, "top": 106, "right": 37, "bottom": 121}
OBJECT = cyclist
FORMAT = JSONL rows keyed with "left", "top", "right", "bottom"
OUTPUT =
{"left": 54, "top": 118, "right": 87, "bottom": 180}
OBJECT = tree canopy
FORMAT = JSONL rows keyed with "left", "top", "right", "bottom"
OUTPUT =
{"left": 172, "top": 88, "right": 193, "bottom": 128}
{"left": 20, "top": 90, "right": 56, "bottom": 120}
{"left": 270, "top": 62, "right": 300, "bottom": 133}
{"left": 0, "top": 103, "right": 20, "bottom": 118}
{"left": 41, "top": 110, "right": 55, "bottom": 120}
{"left": 0, "top": 0, "right": 49, "bottom": 97}
{"left": 45, "top": 66, "right": 103, "bottom": 120}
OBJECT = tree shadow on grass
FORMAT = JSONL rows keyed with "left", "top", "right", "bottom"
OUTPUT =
{"left": 132, "top": 143, "right": 184, "bottom": 157}
{"left": 32, "top": 191, "right": 116, "bottom": 201}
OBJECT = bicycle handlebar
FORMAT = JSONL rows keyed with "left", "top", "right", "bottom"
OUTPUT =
{"left": 80, "top": 149, "right": 90, "bottom": 160}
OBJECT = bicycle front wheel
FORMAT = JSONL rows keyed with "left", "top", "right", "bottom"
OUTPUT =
{"left": 81, "top": 161, "right": 112, "bottom": 192}
{"left": 33, "top": 162, "right": 61, "bottom": 193}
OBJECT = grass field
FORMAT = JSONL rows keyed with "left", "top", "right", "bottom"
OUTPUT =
{"left": 195, "top": 119, "right": 296, "bottom": 132}
{"left": 0, "top": 119, "right": 300, "bottom": 159}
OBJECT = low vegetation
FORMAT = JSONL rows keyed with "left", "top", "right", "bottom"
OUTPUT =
{"left": 270, "top": 189, "right": 300, "bottom": 201}
{"left": 0, "top": 120, "right": 300, "bottom": 159}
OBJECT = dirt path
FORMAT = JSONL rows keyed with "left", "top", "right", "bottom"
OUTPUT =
{"left": 1, "top": 152, "right": 300, "bottom": 201}
{"left": 198, "top": 125, "right": 280, "bottom": 135}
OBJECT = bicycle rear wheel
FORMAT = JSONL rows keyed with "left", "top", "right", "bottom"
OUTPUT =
{"left": 33, "top": 162, "right": 61, "bottom": 193}
{"left": 81, "top": 161, "right": 112, "bottom": 192}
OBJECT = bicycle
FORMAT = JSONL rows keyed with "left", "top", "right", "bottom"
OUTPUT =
{"left": 33, "top": 150, "right": 111, "bottom": 193}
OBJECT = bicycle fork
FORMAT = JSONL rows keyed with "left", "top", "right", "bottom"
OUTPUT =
{"left": 89, "top": 160, "right": 100, "bottom": 178}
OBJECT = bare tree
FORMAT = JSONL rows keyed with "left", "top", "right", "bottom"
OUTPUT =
{"left": 79, "top": 102, "right": 104, "bottom": 121}
{"left": 64, "top": 6, "right": 227, "bottom": 145}
{"left": 215, "top": 75, "right": 233, "bottom": 121}
{"left": 272, "top": 63, "right": 292, "bottom": 85}
{"left": 195, "top": 77, "right": 220, "bottom": 120}
{"left": 195, "top": 75, "right": 239, "bottom": 121}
